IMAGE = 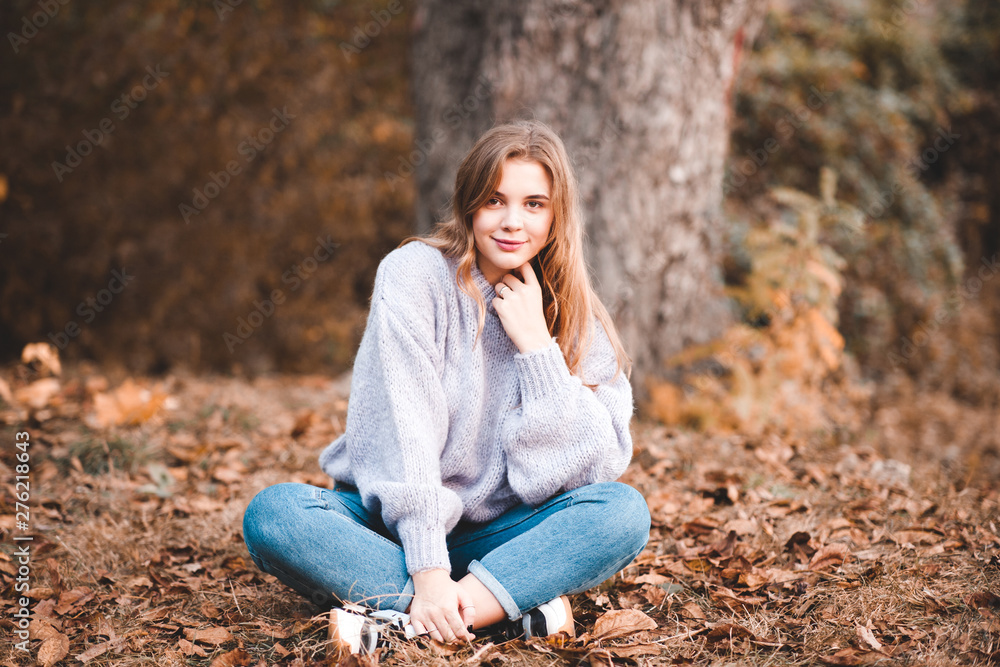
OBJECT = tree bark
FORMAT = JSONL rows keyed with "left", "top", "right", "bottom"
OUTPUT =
{"left": 412, "top": 0, "right": 765, "bottom": 404}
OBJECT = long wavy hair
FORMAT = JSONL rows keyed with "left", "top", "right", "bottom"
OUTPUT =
{"left": 400, "top": 119, "right": 631, "bottom": 386}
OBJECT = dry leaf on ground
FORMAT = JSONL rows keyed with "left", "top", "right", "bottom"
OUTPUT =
{"left": 210, "top": 648, "right": 252, "bottom": 667}
{"left": 14, "top": 377, "right": 60, "bottom": 409}
{"left": 37, "top": 632, "right": 70, "bottom": 667}
{"left": 183, "top": 626, "right": 233, "bottom": 645}
{"left": 592, "top": 609, "right": 657, "bottom": 640}
{"left": 22, "top": 342, "right": 62, "bottom": 376}
{"left": 810, "top": 543, "right": 851, "bottom": 571}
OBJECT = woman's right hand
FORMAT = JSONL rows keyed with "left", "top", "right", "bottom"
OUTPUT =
{"left": 409, "top": 569, "right": 476, "bottom": 643}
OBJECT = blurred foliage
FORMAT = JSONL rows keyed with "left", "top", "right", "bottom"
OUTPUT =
{"left": 649, "top": 171, "right": 866, "bottom": 437}
{"left": 726, "top": 0, "right": 970, "bottom": 371}
{"left": 649, "top": 0, "right": 1000, "bottom": 436}
{"left": 1, "top": 0, "right": 997, "bottom": 400}
{"left": 0, "top": 0, "right": 416, "bottom": 375}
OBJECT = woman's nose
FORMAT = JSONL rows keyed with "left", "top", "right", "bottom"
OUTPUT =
{"left": 502, "top": 209, "right": 523, "bottom": 229}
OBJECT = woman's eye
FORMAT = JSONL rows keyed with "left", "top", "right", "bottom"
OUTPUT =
{"left": 487, "top": 197, "right": 502, "bottom": 206}
{"left": 526, "top": 200, "right": 544, "bottom": 209}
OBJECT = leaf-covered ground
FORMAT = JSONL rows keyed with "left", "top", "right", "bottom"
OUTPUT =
{"left": 1, "top": 360, "right": 998, "bottom": 666}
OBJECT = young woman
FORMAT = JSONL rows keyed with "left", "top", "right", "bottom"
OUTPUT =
{"left": 243, "top": 120, "right": 651, "bottom": 653}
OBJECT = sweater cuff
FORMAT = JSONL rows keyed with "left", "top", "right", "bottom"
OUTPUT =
{"left": 397, "top": 518, "right": 452, "bottom": 575}
{"left": 513, "top": 338, "right": 572, "bottom": 402}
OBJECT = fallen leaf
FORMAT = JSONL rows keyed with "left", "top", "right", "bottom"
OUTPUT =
{"left": 28, "top": 619, "right": 62, "bottom": 641}
{"left": 22, "top": 342, "right": 62, "bottom": 376}
{"left": 893, "top": 528, "right": 944, "bottom": 546}
{"left": 291, "top": 409, "right": 317, "bottom": 438}
{"left": 0, "top": 376, "right": 13, "bottom": 404}
{"left": 14, "top": 378, "right": 61, "bottom": 410}
{"left": 211, "top": 648, "right": 252, "bottom": 667}
{"left": 706, "top": 623, "right": 756, "bottom": 643}
{"left": 592, "top": 609, "right": 657, "bottom": 640}
{"left": 88, "top": 378, "right": 168, "bottom": 428}
{"left": 588, "top": 649, "right": 614, "bottom": 667}
{"left": 184, "top": 626, "right": 233, "bottom": 645}
{"left": 820, "top": 647, "right": 883, "bottom": 665}
{"left": 76, "top": 641, "right": 111, "bottom": 663}
{"left": 856, "top": 625, "right": 883, "bottom": 651}
{"left": 54, "top": 587, "right": 95, "bottom": 615}
{"left": 37, "top": 632, "right": 70, "bottom": 667}
{"left": 681, "top": 602, "right": 706, "bottom": 621}
{"left": 810, "top": 544, "right": 851, "bottom": 571}
{"left": 178, "top": 638, "right": 207, "bottom": 657}
{"left": 212, "top": 467, "right": 243, "bottom": 484}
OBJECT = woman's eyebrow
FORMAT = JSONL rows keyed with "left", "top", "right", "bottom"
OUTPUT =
{"left": 493, "top": 190, "right": 550, "bottom": 200}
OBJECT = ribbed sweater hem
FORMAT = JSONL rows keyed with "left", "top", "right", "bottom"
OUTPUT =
{"left": 513, "top": 338, "right": 571, "bottom": 401}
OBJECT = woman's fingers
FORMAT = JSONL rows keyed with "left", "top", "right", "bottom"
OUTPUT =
{"left": 442, "top": 608, "right": 472, "bottom": 642}
{"left": 460, "top": 603, "right": 476, "bottom": 633}
{"left": 457, "top": 587, "right": 477, "bottom": 634}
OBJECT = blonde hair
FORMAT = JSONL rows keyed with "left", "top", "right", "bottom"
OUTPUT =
{"left": 401, "top": 119, "right": 631, "bottom": 386}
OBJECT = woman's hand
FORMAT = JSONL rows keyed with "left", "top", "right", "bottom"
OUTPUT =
{"left": 409, "top": 569, "right": 476, "bottom": 644}
{"left": 493, "top": 261, "right": 553, "bottom": 354}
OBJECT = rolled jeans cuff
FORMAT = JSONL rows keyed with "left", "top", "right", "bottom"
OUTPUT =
{"left": 467, "top": 559, "right": 520, "bottom": 620}
{"left": 390, "top": 576, "right": 415, "bottom": 613}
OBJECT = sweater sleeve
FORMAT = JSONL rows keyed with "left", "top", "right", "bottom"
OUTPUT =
{"left": 344, "top": 253, "right": 463, "bottom": 575}
{"left": 502, "top": 318, "right": 635, "bottom": 505}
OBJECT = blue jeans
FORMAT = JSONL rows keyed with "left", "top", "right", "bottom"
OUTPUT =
{"left": 242, "top": 481, "right": 650, "bottom": 620}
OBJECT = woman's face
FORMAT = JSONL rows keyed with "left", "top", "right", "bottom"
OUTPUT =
{"left": 472, "top": 158, "right": 554, "bottom": 286}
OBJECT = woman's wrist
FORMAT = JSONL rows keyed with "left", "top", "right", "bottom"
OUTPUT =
{"left": 412, "top": 568, "right": 451, "bottom": 590}
{"left": 516, "top": 334, "right": 553, "bottom": 355}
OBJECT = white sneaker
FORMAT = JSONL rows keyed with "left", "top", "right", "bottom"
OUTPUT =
{"left": 328, "top": 606, "right": 417, "bottom": 657}
{"left": 522, "top": 596, "right": 575, "bottom": 639}
{"left": 492, "top": 596, "right": 575, "bottom": 640}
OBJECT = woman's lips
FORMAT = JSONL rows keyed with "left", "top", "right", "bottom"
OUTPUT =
{"left": 494, "top": 238, "right": 525, "bottom": 251}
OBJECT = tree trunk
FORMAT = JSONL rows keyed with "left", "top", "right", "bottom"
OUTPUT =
{"left": 412, "top": 0, "right": 765, "bottom": 404}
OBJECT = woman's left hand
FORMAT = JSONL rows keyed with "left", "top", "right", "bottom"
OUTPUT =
{"left": 493, "top": 262, "right": 553, "bottom": 354}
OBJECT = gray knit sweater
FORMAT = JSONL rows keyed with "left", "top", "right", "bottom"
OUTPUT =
{"left": 319, "top": 240, "right": 635, "bottom": 574}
